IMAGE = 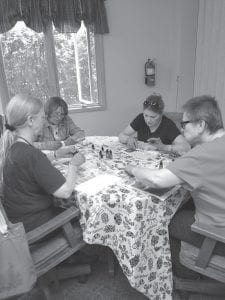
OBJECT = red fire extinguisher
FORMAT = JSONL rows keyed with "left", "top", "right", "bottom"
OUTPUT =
{"left": 145, "top": 59, "right": 155, "bottom": 86}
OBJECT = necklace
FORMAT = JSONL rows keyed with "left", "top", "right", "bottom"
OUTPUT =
{"left": 16, "top": 136, "right": 33, "bottom": 147}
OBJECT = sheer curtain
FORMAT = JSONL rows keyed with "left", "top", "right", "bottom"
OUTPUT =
{"left": 194, "top": 0, "right": 225, "bottom": 120}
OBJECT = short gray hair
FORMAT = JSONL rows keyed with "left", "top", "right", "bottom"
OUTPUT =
{"left": 183, "top": 95, "right": 224, "bottom": 133}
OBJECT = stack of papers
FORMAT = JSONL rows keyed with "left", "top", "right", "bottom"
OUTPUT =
{"left": 132, "top": 182, "right": 181, "bottom": 201}
{"left": 75, "top": 174, "right": 122, "bottom": 196}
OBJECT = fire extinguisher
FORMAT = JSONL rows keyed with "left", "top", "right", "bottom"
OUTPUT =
{"left": 145, "top": 59, "right": 155, "bottom": 86}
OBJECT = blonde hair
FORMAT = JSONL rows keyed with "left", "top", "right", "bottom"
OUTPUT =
{"left": 0, "top": 94, "right": 43, "bottom": 180}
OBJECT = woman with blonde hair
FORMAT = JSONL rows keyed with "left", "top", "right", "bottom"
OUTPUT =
{"left": 0, "top": 94, "right": 85, "bottom": 231}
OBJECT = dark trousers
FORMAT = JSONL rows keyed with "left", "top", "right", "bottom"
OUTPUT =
{"left": 169, "top": 200, "right": 225, "bottom": 278}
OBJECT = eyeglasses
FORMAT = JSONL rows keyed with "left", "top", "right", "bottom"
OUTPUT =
{"left": 144, "top": 99, "right": 162, "bottom": 108}
{"left": 180, "top": 120, "right": 197, "bottom": 129}
{"left": 144, "top": 93, "right": 163, "bottom": 109}
{"left": 53, "top": 111, "right": 65, "bottom": 118}
{"left": 144, "top": 100, "right": 162, "bottom": 108}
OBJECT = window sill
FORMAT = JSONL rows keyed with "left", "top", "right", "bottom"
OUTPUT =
{"left": 68, "top": 103, "right": 106, "bottom": 113}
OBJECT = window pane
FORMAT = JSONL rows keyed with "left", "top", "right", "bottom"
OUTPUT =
{"left": 53, "top": 22, "right": 98, "bottom": 106}
{"left": 1, "top": 21, "right": 48, "bottom": 101}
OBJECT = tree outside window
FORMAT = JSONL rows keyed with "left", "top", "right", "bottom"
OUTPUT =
{"left": 0, "top": 21, "right": 105, "bottom": 110}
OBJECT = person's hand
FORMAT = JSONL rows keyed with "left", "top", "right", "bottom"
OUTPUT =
{"left": 64, "top": 136, "right": 85, "bottom": 146}
{"left": 70, "top": 152, "right": 85, "bottom": 167}
{"left": 56, "top": 145, "right": 78, "bottom": 158}
{"left": 127, "top": 137, "right": 137, "bottom": 150}
{"left": 64, "top": 137, "right": 76, "bottom": 146}
{"left": 147, "top": 137, "right": 165, "bottom": 151}
{"left": 45, "top": 141, "right": 62, "bottom": 150}
{"left": 125, "top": 164, "right": 136, "bottom": 176}
{"left": 137, "top": 141, "right": 157, "bottom": 151}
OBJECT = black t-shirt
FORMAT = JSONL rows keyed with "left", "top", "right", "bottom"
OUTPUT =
{"left": 130, "top": 113, "right": 180, "bottom": 144}
{"left": 3, "top": 142, "right": 66, "bottom": 229}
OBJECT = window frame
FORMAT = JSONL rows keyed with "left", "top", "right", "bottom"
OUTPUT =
{"left": 0, "top": 22, "right": 106, "bottom": 113}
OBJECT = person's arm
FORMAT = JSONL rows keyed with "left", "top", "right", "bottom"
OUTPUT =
{"left": 119, "top": 125, "right": 138, "bottom": 149}
{"left": 43, "top": 145, "right": 78, "bottom": 162}
{"left": 147, "top": 135, "right": 190, "bottom": 154}
{"left": 171, "top": 134, "right": 190, "bottom": 154}
{"left": 64, "top": 116, "right": 85, "bottom": 146}
{"left": 34, "top": 140, "right": 62, "bottom": 151}
{"left": 33, "top": 149, "right": 85, "bottom": 200}
{"left": 126, "top": 165, "right": 182, "bottom": 189}
{"left": 52, "top": 152, "right": 85, "bottom": 198}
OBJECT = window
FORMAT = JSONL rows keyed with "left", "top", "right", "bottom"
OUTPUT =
{"left": 0, "top": 21, "right": 106, "bottom": 111}
{"left": 1, "top": 22, "right": 48, "bottom": 101}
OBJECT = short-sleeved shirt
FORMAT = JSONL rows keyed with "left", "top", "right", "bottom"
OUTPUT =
{"left": 130, "top": 114, "right": 180, "bottom": 144}
{"left": 3, "top": 142, "right": 65, "bottom": 229}
{"left": 38, "top": 115, "right": 84, "bottom": 142}
{"left": 167, "top": 135, "right": 225, "bottom": 227}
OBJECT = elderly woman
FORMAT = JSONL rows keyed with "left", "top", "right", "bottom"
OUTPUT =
{"left": 0, "top": 94, "right": 85, "bottom": 232}
{"left": 35, "top": 96, "right": 85, "bottom": 150}
{"left": 119, "top": 93, "right": 190, "bottom": 154}
{"left": 126, "top": 95, "right": 225, "bottom": 279}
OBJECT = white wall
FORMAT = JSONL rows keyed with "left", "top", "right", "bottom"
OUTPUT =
{"left": 70, "top": 0, "right": 199, "bottom": 136}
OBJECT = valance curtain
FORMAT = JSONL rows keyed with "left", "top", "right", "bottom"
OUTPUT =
{"left": 0, "top": 0, "right": 109, "bottom": 34}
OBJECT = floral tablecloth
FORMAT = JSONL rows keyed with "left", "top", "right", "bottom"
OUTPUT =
{"left": 55, "top": 136, "right": 186, "bottom": 300}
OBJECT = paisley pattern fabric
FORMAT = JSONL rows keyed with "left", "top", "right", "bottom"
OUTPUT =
{"left": 55, "top": 136, "right": 186, "bottom": 300}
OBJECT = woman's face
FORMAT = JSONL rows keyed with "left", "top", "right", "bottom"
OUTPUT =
{"left": 181, "top": 112, "right": 202, "bottom": 146}
{"left": 143, "top": 109, "right": 162, "bottom": 128}
{"left": 49, "top": 106, "right": 65, "bottom": 125}
{"left": 32, "top": 108, "right": 46, "bottom": 137}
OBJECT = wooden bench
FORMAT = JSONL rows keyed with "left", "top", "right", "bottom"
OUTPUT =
{"left": 174, "top": 221, "right": 225, "bottom": 298}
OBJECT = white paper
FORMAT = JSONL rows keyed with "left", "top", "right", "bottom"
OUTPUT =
{"left": 75, "top": 174, "right": 122, "bottom": 196}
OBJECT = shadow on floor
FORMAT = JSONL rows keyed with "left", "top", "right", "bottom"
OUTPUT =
{"left": 16, "top": 250, "right": 225, "bottom": 300}
{"left": 51, "top": 259, "right": 148, "bottom": 300}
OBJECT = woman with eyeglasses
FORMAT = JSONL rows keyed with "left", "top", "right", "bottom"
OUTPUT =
{"left": 125, "top": 95, "right": 225, "bottom": 279}
{"left": 0, "top": 94, "right": 85, "bottom": 231}
{"left": 35, "top": 96, "right": 85, "bottom": 151}
{"left": 119, "top": 93, "right": 190, "bottom": 154}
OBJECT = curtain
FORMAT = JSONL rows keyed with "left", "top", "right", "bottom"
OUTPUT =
{"left": 0, "top": 0, "right": 109, "bottom": 34}
{"left": 194, "top": 0, "right": 225, "bottom": 120}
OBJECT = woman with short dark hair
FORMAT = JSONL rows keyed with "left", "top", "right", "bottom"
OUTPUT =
{"left": 36, "top": 96, "right": 85, "bottom": 150}
{"left": 119, "top": 93, "right": 190, "bottom": 154}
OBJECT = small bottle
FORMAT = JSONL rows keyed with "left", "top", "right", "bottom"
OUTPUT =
{"left": 99, "top": 150, "right": 103, "bottom": 159}
{"left": 159, "top": 160, "right": 163, "bottom": 169}
{"left": 106, "top": 149, "right": 109, "bottom": 159}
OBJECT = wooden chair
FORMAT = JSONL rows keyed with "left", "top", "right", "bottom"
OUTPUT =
{"left": 173, "top": 221, "right": 225, "bottom": 298}
{"left": 0, "top": 201, "right": 91, "bottom": 299}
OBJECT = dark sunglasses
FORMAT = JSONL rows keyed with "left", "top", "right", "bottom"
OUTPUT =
{"left": 144, "top": 100, "right": 161, "bottom": 108}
